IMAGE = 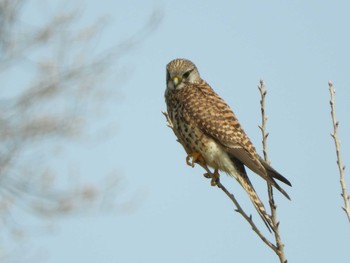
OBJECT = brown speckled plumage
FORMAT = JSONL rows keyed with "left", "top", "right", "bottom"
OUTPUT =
{"left": 165, "top": 58, "right": 291, "bottom": 231}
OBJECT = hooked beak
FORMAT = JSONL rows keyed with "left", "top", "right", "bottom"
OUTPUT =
{"left": 172, "top": 76, "right": 181, "bottom": 87}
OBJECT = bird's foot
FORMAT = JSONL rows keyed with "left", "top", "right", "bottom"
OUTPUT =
{"left": 204, "top": 169, "right": 220, "bottom": 186}
{"left": 186, "top": 152, "right": 205, "bottom": 168}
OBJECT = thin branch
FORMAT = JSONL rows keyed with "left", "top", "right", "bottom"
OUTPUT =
{"left": 328, "top": 81, "right": 350, "bottom": 221}
{"left": 200, "top": 163, "right": 277, "bottom": 252}
{"left": 258, "top": 80, "right": 269, "bottom": 162}
{"left": 162, "top": 111, "right": 277, "bottom": 252}
{"left": 258, "top": 80, "right": 287, "bottom": 263}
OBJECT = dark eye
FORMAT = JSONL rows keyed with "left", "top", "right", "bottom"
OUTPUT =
{"left": 183, "top": 71, "right": 191, "bottom": 79}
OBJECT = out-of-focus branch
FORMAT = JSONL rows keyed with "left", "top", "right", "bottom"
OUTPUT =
{"left": 258, "top": 80, "right": 287, "bottom": 263}
{"left": 328, "top": 81, "right": 350, "bottom": 222}
{"left": 0, "top": 0, "right": 162, "bottom": 233}
{"left": 0, "top": 1, "right": 162, "bottom": 261}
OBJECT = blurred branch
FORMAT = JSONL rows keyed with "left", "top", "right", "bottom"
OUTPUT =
{"left": 258, "top": 80, "right": 287, "bottom": 263}
{"left": 0, "top": 0, "right": 161, "bottom": 239}
{"left": 0, "top": 1, "right": 163, "bottom": 261}
{"left": 328, "top": 81, "right": 350, "bottom": 222}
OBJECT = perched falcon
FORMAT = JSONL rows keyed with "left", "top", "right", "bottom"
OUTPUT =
{"left": 165, "top": 58, "right": 291, "bottom": 231}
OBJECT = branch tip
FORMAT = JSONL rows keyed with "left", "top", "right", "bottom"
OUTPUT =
{"left": 258, "top": 80, "right": 287, "bottom": 263}
{"left": 328, "top": 81, "right": 350, "bottom": 221}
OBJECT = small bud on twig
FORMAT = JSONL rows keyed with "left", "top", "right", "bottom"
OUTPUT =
{"left": 328, "top": 81, "right": 350, "bottom": 221}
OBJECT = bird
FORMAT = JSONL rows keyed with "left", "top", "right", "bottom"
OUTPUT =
{"left": 164, "top": 58, "right": 291, "bottom": 231}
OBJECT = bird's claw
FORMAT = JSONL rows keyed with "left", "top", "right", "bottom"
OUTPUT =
{"left": 203, "top": 169, "right": 220, "bottom": 186}
{"left": 203, "top": 173, "right": 211, "bottom": 179}
{"left": 186, "top": 152, "right": 204, "bottom": 167}
{"left": 186, "top": 152, "right": 220, "bottom": 186}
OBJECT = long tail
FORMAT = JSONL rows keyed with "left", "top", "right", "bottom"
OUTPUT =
{"left": 259, "top": 157, "right": 292, "bottom": 200}
{"left": 230, "top": 158, "right": 273, "bottom": 232}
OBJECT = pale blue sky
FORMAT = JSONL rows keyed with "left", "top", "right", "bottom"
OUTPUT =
{"left": 14, "top": 0, "right": 350, "bottom": 262}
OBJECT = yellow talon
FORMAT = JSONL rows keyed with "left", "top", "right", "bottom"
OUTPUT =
{"left": 210, "top": 169, "right": 220, "bottom": 186}
{"left": 186, "top": 155, "right": 193, "bottom": 167}
{"left": 186, "top": 152, "right": 204, "bottom": 167}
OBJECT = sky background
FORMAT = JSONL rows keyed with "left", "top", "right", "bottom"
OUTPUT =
{"left": 7, "top": 0, "right": 350, "bottom": 262}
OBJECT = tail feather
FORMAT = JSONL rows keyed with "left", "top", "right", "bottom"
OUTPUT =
{"left": 259, "top": 157, "right": 292, "bottom": 186}
{"left": 230, "top": 158, "right": 273, "bottom": 232}
{"left": 258, "top": 157, "right": 291, "bottom": 200}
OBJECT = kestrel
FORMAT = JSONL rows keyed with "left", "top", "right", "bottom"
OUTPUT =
{"left": 165, "top": 58, "right": 291, "bottom": 231}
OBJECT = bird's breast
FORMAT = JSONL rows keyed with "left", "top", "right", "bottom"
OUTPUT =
{"left": 172, "top": 111, "right": 234, "bottom": 173}
{"left": 201, "top": 139, "right": 236, "bottom": 174}
{"left": 166, "top": 97, "right": 238, "bottom": 178}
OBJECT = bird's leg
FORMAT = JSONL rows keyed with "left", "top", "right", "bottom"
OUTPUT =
{"left": 210, "top": 169, "right": 220, "bottom": 186}
{"left": 202, "top": 166, "right": 220, "bottom": 186}
{"left": 186, "top": 152, "right": 205, "bottom": 168}
{"left": 186, "top": 152, "right": 220, "bottom": 186}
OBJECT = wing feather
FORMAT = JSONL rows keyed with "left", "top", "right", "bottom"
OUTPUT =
{"left": 180, "top": 82, "right": 268, "bottom": 179}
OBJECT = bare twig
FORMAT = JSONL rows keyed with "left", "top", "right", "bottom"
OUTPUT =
{"left": 162, "top": 111, "right": 278, "bottom": 252}
{"left": 258, "top": 80, "right": 287, "bottom": 263}
{"left": 258, "top": 80, "right": 269, "bottom": 162}
{"left": 328, "top": 81, "right": 350, "bottom": 221}
{"left": 199, "top": 163, "right": 277, "bottom": 252}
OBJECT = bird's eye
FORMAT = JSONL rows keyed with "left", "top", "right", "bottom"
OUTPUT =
{"left": 183, "top": 71, "right": 191, "bottom": 79}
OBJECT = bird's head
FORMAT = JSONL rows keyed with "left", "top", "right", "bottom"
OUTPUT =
{"left": 166, "top": 58, "right": 201, "bottom": 91}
